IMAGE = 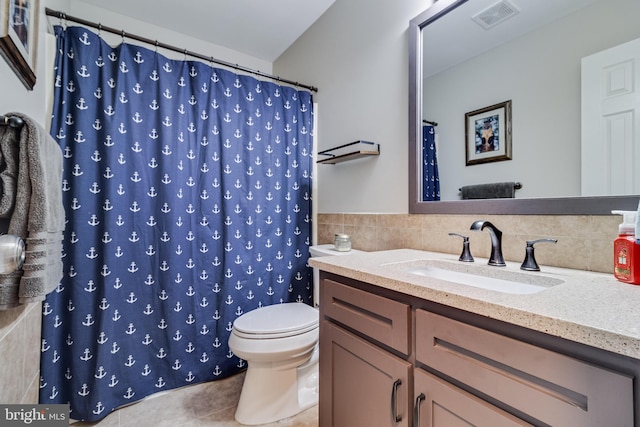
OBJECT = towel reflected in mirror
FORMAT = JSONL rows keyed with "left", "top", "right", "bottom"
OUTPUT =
{"left": 460, "top": 182, "right": 521, "bottom": 200}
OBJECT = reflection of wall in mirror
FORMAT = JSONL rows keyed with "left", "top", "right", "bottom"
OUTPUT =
{"left": 422, "top": 0, "right": 640, "bottom": 201}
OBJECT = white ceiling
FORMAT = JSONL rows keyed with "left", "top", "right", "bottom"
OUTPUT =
{"left": 422, "top": 0, "right": 599, "bottom": 77}
{"left": 75, "top": 0, "right": 336, "bottom": 62}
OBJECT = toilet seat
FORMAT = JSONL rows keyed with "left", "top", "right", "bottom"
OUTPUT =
{"left": 232, "top": 303, "right": 318, "bottom": 339}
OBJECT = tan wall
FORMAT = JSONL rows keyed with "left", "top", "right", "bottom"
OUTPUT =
{"left": 318, "top": 213, "right": 620, "bottom": 273}
{"left": 0, "top": 304, "right": 42, "bottom": 403}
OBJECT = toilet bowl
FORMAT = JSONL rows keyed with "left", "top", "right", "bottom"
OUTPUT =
{"left": 228, "top": 244, "right": 364, "bottom": 425}
{"left": 228, "top": 302, "right": 319, "bottom": 425}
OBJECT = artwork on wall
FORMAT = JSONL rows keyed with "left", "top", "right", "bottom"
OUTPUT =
{"left": 465, "top": 100, "right": 512, "bottom": 166}
{"left": 0, "top": 0, "right": 39, "bottom": 90}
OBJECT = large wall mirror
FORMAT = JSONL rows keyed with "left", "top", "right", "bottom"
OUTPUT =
{"left": 409, "top": 0, "right": 640, "bottom": 214}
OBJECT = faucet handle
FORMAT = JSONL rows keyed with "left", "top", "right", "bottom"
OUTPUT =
{"left": 520, "top": 239, "right": 557, "bottom": 271}
{"left": 448, "top": 233, "right": 474, "bottom": 262}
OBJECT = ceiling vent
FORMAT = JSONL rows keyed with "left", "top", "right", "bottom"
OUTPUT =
{"left": 471, "top": 0, "right": 520, "bottom": 30}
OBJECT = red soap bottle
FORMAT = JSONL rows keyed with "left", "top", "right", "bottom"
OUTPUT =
{"left": 612, "top": 210, "right": 640, "bottom": 285}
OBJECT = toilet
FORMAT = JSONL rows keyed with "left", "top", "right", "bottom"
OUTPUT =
{"left": 228, "top": 244, "right": 363, "bottom": 425}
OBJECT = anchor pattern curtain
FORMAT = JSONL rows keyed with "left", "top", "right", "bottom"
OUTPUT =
{"left": 422, "top": 124, "right": 440, "bottom": 201}
{"left": 39, "top": 26, "right": 314, "bottom": 421}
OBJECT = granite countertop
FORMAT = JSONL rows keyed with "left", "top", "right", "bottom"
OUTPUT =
{"left": 309, "top": 249, "right": 640, "bottom": 360}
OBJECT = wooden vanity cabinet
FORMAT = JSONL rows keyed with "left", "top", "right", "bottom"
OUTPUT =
{"left": 319, "top": 272, "right": 637, "bottom": 427}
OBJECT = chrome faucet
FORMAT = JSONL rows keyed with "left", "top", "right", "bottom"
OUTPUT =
{"left": 470, "top": 220, "right": 506, "bottom": 267}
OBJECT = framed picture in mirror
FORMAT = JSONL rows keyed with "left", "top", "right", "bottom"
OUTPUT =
{"left": 0, "top": 0, "right": 39, "bottom": 90}
{"left": 465, "top": 100, "right": 512, "bottom": 166}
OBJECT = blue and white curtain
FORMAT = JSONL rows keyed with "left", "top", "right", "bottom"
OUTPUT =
{"left": 39, "top": 25, "right": 314, "bottom": 421}
{"left": 422, "top": 125, "right": 440, "bottom": 201}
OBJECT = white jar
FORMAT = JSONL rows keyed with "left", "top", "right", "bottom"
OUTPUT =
{"left": 334, "top": 233, "right": 351, "bottom": 252}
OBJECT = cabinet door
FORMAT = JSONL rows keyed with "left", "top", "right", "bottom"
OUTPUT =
{"left": 320, "top": 321, "right": 412, "bottom": 427}
{"left": 413, "top": 369, "right": 532, "bottom": 427}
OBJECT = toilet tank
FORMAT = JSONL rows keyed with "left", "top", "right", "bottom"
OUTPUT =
{"left": 309, "top": 244, "right": 365, "bottom": 306}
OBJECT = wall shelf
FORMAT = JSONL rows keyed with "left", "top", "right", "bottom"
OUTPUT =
{"left": 317, "top": 140, "right": 380, "bottom": 164}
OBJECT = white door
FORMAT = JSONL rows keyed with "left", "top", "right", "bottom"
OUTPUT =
{"left": 581, "top": 37, "right": 640, "bottom": 196}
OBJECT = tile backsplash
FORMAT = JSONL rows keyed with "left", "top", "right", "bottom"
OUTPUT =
{"left": 317, "top": 213, "right": 621, "bottom": 273}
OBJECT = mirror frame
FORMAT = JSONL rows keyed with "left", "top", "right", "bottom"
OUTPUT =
{"left": 408, "top": 0, "right": 638, "bottom": 215}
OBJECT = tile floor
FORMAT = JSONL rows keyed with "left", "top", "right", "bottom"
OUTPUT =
{"left": 72, "top": 372, "right": 318, "bottom": 427}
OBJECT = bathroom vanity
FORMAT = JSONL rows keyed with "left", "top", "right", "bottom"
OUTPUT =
{"left": 311, "top": 249, "right": 640, "bottom": 427}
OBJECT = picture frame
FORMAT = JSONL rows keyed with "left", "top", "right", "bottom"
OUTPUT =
{"left": 465, "top": 100, "right": 512, "bottom": 166}
{"left": 0, "top": 0, "right": 39, "bottom": 90}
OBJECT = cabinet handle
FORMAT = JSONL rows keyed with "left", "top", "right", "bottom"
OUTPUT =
{"left": 391, "top": 379, "right": 402, "bottom": 423}
{"left": 413, "top": 393, "right": 425, "bottom": 427}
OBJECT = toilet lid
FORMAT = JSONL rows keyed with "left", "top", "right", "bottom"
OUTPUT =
{"left": 233, "top": 303, "right": 318, "bottom": 339}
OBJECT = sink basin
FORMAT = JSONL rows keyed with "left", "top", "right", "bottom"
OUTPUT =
{"left": 401, "top": 260, "right": 564, "bottom": 294}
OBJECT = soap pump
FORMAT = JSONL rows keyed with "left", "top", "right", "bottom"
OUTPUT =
{"left": 612, "top": 209, "right": 640, "bottom": 285}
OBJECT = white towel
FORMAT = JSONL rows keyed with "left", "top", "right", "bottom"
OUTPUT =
{"left": 0, "top": 113, "right": 65, "bottom": 309}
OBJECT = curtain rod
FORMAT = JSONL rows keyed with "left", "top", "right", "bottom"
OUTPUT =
{"left": 44, "top": 8, "right": 318, "bottom": 93}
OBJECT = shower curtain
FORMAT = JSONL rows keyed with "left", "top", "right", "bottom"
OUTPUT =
{"left": 422, "top": 124, "right": 440, "bottom": 201}
{"left": 39, "top": 25, "right": 314, "bottom": 421}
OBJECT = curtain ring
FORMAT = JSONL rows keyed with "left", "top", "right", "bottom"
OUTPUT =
{"left": 183, "top": 48, "right": 188, "bottom": 60}
{"left": 154, "top": 40, "right": 159, "bottom": 53}
{"left": 121, "top": 30, "right": 126, "bottom": 43}
{"left": 97, "top": 23, "right": 102, "bottom": 37}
